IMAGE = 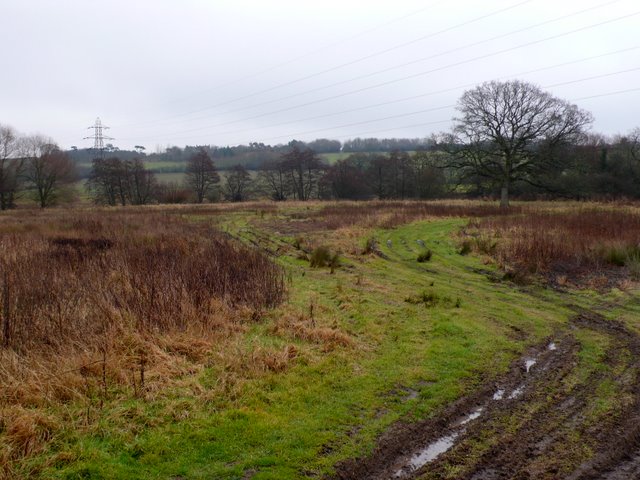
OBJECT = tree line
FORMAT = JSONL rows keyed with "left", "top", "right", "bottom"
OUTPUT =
{"left": 0, "top": 126, "right": 77, "bottom": 209}
{"left": 2, "top": 80, "right": 639, "bottom": 209}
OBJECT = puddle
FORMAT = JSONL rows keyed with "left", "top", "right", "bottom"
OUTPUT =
{"left": 460, "top": 407, "right": 483, "bottom": 425}
{"left": 525, "top": 359, "right": 537, "bottom": 373}
{"left": 416, "top": 239, "right": 425, "bottom": 247}
{"left": 508, "top": 385, "right": 525, "bottom": 399}
{"left": 548, "top": 342, "right": 557, "bottom": 351}
{"left": 396, "top": 433, "right": 459, "bottom": 477}
{"left": 395, "top": 407, "right": 485, "bottom": 477}
{"left": 392, "top": 350, "right": 546, "bottom": 478}
{"left": 404, "top": 389, "right": 419, "bottom": 401}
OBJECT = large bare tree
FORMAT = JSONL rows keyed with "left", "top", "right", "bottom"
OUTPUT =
{"left": 445, "top": 80, "right": 593, "bottom": 207}
{"left": 280, "top": 144, "right": 323, "bottom": 201}
{"left": 224, "top": 164, "right": 252, "bottom": 202}
{"left": 23, "top": 137, "right": 77, "bottom": 208}
{"left": 185, "top": 147, "right": 219, "bottom": 203}
{"left": 0, "top": 124, "right": 24, "bottom": 210}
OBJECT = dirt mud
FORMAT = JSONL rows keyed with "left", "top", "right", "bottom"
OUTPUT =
{"left": 332, "top": 312, "right": 640, "bottom": 480}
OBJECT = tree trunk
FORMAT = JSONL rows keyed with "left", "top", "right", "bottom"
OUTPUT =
{"left": 500, "top": 184, "right": 510, "bottom": 208}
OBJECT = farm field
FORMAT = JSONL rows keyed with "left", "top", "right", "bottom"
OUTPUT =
{"left": 1, "top": 201, "right": 639, "bottom": 479}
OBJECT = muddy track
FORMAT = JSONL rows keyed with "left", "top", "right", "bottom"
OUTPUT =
{"left": 332, "top": 312, "right": 640, "bottom": 480}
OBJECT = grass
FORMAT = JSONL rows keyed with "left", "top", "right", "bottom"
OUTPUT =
{"left": 0, "top": 201, "right": 639, "bottom": 479}
{"left": 154, "top": 172, "right": 185, "bottom": 184}
{"left": 471, "top": 207, "right": 640, "bottom": 277}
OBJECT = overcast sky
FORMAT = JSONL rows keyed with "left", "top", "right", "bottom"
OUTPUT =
{"left": 1, "top": 0, "right": 638, "bottom": 150}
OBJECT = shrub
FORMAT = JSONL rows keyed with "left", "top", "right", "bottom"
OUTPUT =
{"left": 309, "top": 246, "right": 340, "bottom": 272}
{"left": 628, "top": 254, "right": 640, "bottom": 281}
{"left": 602, "top": 245, "right": 628, "bottom": 266}
{"left": 362, "top": 237, "right": 376, "bottom": 255}
{"left": 310, "top": 246, "right": 331, "bottom": 268}
{"left": 417, "top": 249, "right": 432, "bottom": 263}
{"left": 405, "top": 290, "right": 441, "bottom": 307}
{"left": 458, "top": 239, "right": 472, "bottom": 255}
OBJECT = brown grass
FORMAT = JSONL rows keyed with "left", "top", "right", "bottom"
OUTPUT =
{"left": 0, "top": 211, "right": 285, "bottom": 351}
{"left": 269, "top": 312, "right": 353, "bottom": 352}
{"left": 0, "top": 208, "right": 287, "bottom": 474}
{"left": 470, "top": 207, "right": 640, "bottom": 282}
{"left": 312, "top": 200, "right": 523, "bottom": 231}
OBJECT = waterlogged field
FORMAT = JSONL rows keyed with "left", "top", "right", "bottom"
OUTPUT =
{"left": 1, "top": 201, "right": 639, "bottom": 479}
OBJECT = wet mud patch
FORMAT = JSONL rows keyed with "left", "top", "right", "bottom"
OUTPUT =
{"left": 331, "top": 312, "right": 640, "bottom": 480}
{"left": 331, "top": 336, "right": 574, "bottom": 480}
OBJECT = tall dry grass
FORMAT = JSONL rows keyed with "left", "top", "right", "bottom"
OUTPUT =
{"left": 0, "top": 212, "right": 285, "bottom": 351}
{"left": 471, "top": 208, "right": 640, "bottom": 278}
{"left": 306, "top": 200, "right": 523, "bottom": 231}
{"left": 0, "top": 209, "right": 287, "bottom": 476}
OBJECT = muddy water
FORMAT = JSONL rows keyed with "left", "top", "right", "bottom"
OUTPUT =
{"left": 394, "top": 346, "right": 549, "bottom": 478}
{"left": 525, "top": 359, "right": 537, "bottom": 372}
{"left": 508, "top": 385, "right": 525, "bottom": 399}
{"left": 397, "top": 433, "right": 459, "bottom": 477}
{"left": 395, "top": 408, "right": 487, "bottom": 478}
{"left": 334, "top": 315, "right": 640, "bottom": 480}
{"left": 492, "top": 389, "right": 505, "bottom": 400}
{"left": 333, "top": 337, "right": 573, "bottom": 480}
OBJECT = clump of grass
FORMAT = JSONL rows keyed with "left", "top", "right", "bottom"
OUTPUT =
{"left": 458, "top": 239, "right": 472, "bottom": 256}
{"left": 292, "top": 236, "right": 304, "bottom": 250}
{"left": 362, "top": 237, "right": 376, "bottom": 255}
{"left": 309, "top": 246, "right": 340, "bottom": 273}
{"left": 601, "top": 245, "right": 629, "bottom": 266}
{"left": 269, "top": 313, "right": 353, "bottom": 351}
{"left": 417, "top": 249, "right": 432, "bottom": 263}
{"left": 0, "top": 213, "right": 287, "bottom": 352}
{"left": 628, "top": 254, "right": 640, "bottom": 281}
{"left": 405, "top": 290, "right": 441, "bottom": 307}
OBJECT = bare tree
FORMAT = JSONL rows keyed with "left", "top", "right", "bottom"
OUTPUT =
{"left": 258, "top": 160, "right": 290, "bottom": 201}
{"left": 185, "top": 147, "right": 219, "bottom": 203}
{"left": 281, "top": 144, "right": 323, "bottom": 201}
{"left": 0, "top": 124, "right": 24, "bottom": 210}
{"left": 87, "top": 157, "right": 156, "bottom": 205}
{"left": 621, "top": 127, "right": 640, "bottom": 163}
{"left": 23, "top": 137, "right": 77, "bottom": 208}
{"left": 125, "top": 158, "right": 156, "bottom": 205}
{"left": 224, "top": 165, "right": 252, "bottom": 202}
{"left": 323, "top": 157, "right": 371, "bottom": 200}
{"left": 87, "top": 157, "right": 126, "bottom": 206}
{"left": 444, "top": 80, "right": 593, "bottom": 207}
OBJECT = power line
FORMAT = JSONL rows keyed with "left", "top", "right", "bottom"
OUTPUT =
{"left": 241, "top": 86, "right": 640, "bottom": 145}
{"left": 116, "top": 0, "right": 534, "bottom": 129}
{"left": 544, "top": 66, "right": 640, "bottom": 88}
{"left": 572, "top": 87, "right": 640, "bottom": 101}
{"left": 122, "top": 46, "right": 638, "bottom": 143}
{"left": 218, "top": 84, "right": 640, "bottom": 146}
{"left": 118, "top": 0, "right": 447, "bottom": 123}
{"left": 120, "top": 59, "right": 639, "bottom": 146}
{"left": 118, "top": 84, "right": 640, "bottom": 152}
{"left": 119, "top": 9, "right": 640, "bottom": 143}
{"left": 142, "top": 0, "right": 623, "bottom": 131}
{"left": 228, "top": 68, "right": 638, "bottom": 144}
